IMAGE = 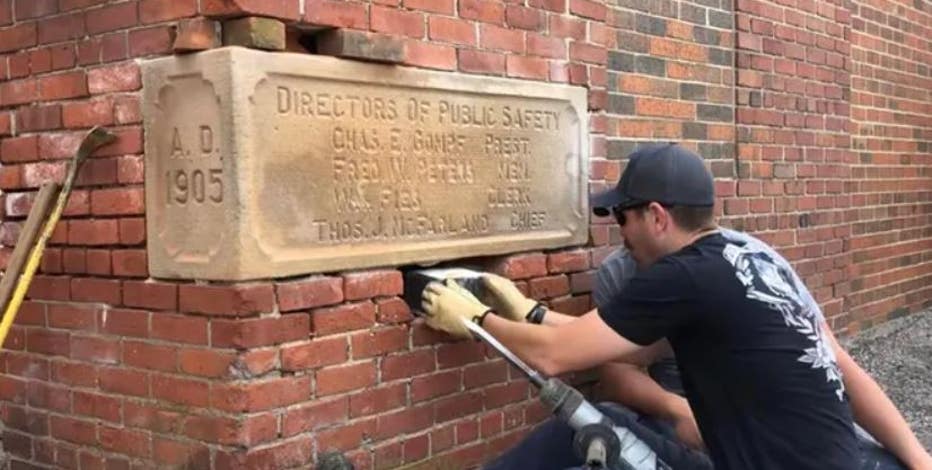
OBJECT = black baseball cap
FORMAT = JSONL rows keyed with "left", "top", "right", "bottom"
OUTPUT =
{"left": 591, "top": 143, "right": 714, "bottom": 217}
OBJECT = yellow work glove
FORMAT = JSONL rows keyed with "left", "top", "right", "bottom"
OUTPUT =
{"left": 479, "top": 274, "right": 539, "bottom": 323}
{"left": 421, "top": 279, "right": 492, "bottom": 340}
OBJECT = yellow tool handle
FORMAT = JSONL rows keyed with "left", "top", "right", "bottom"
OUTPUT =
{"left": 0, "top": 127, "right": 115, "bottom": 347}
{"left": 0, "top": 187, "right": 70, "bottom": 345}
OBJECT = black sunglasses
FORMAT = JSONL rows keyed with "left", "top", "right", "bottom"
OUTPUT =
{"left": 611, "top": 201, "right": 651, "bottom": 226}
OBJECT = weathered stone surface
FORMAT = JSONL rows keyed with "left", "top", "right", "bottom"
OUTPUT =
{"left": 315, "top": 30, "right": 406, "bottom": 64}
{"left": 222, "top": 17, "right": 285, "bottom": 51}
{"left": 142, "top": 47, "right": 589, "bottom": 280}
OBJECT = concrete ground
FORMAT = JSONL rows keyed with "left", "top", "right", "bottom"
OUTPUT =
{"left": 845, "top": 309, "right": 932, "bottom": 450}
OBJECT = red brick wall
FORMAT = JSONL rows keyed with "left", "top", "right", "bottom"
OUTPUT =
{"left": 0, "top": 0, "right": 929, "bottom": 469}
{"left": 845, "top": 0, "right": 932, "bottom": 329}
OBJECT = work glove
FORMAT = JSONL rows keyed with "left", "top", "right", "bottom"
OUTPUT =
{"left": 421, "top": 279, "right": 492, "bottom": 340}
{"left": 479, "top": 274, "right": 539, "bottom": 323}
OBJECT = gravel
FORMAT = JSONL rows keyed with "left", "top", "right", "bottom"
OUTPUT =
{"left": 845, "top": 309, "right": 932, "bottom": 450}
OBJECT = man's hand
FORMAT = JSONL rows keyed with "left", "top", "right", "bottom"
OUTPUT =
{"left": 421, "top": 280, "right": 491, "bottom": 340}
{"left": 479, "top": 274, "right": 537, "bottom": 322}
{"left": 668, "top": 397, "right": 705, "bottom": 451}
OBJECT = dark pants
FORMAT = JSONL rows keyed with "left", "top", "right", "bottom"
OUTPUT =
{"left": 482, "top": 403, "right": 713, "bottom": 470}
{"left": 482, "top": 403, "right": 906, "bottom": 470}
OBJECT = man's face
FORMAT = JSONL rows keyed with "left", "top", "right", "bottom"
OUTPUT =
{"left": 614, "top": 204, "right": 657, "bottom": 267}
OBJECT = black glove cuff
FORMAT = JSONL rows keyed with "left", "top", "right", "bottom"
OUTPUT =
{"left": 473, "top": 309, "right": 493, "bottom": 327}
{"left": 525, "top": 303, "right": 547, "bottom": 324}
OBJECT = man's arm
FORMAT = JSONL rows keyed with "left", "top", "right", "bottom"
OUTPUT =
{"left": 824, "top": 322, "right": 932, "bottom": 469}
{"left": 481, "top": 310, "right": 643, "bottom": 377}
{"left": 599, "top": 362, "right": 704, "bottom": 450}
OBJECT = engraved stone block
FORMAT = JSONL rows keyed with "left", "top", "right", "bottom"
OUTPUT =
{"left": 143, "top": 47, "right": 589, "bottom": 280}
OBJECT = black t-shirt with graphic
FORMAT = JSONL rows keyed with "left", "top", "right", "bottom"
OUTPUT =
{"left": 599, "top": 233, "right": 858, "bottom": 470}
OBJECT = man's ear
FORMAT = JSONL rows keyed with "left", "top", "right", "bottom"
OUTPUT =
{"left": 647, "top": 202, "right": 670, "bottom": 233}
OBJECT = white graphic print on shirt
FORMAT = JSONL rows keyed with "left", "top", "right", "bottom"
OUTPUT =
{"left": 723, "top": 242, "right": 846, "bottom": 401}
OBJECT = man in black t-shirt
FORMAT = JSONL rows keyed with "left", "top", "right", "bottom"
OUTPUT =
{"left": 418, "top": 144, "right": 925, "bottom": 469}
{"left": 593, "top": 243, "right": 926, "bottom": 470}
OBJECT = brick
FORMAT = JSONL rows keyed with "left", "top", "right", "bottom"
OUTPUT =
{"left": 72, "top": 335, "right": 120, "bottom": 364}
{"left": 1, "top": 135, "right": 39, "bottom": 163}
{"left": 0, "top": 22, "right": 36, "bottom": 53}
{"left": 114, "top": 97, "right": 142, "bottom": 124}
{"left": 178, "top": 349, "right": 236, "bottom": 378}
{"left": 282, "top": 397, "right": 347, "bottom": 436}
{"left": 119, "top": 217, "right": 146, "bottom": 244}
{"left": 15, "top": 0, "right": 57, "bottom": 20}
{"left": 529, "top": 0, "right": 564, "bottom": 12}
{"left": 153, "top": 438, "right": 210, "bottom": 467}
{"left": 50, "top": 416, "right": 97, "bottom": 446}
{"left": 152, "top": 374, "right": 209, "bottom": 407}
{"left": 458, "top": 49, "right": 505, "bottom": 75}
{"left": 100, "top": 308, "right": 149, "bottom": 337}
{"left": 505, "top": 5, "right": 542, "bottom": 30}
{"left": 0, "top": 0, "right": 9, "bottom": 25}
{"left": 317, "top": 361, "right": 377, "bottom": 396}
{"left": 179, "top": 283, "right": 275, "bottom": 316}
{"left": 222, "top": 376, "right": 311, "bottom": 412}
{"left": 569, "top": 41, "right": 606, "bottom": 64}
{"left": 282, "top": 336, "right": 347, "bottom": 371}
{"left": 0, "top": 112, "right": 10, "bottom": 136}
{"left": 201, "top": 0, "right": 300, "bottom": 20}
{"left": 30, "top": 47, "right": 52, "bottom": 73}
{"left": 277, "top": 276, "right": 343, "bottom": 311}
{"left": 65, "top": 217, "right": 118, "bottom": 245}
{"left": 349, "top": 383, "right": 406, "bottom": 418}
{"left": 99, "top": 367, "right": 149, "bottom": 397}
{"left": 405, "top": 0, "right": 453, "bottom": 14}
{"left": 506, "top": 55, "right": 548, "bottom": 79}
{"left": 211, "top": 314, "right": 309, "bottom": 348}
{"left": 85, "top": 1, "right": 138, "bottom": 35}
{"left": 429, "top": 16, "right": 476, "bottom": 46}
{"left": 174, "top": 18, "right": 220, "bottom": 52}
{"left": 222, "top": 16, "right": 285, "bottom": 50}
{"left": 344, "top": 270, "right": 403, "bottom": 300}
{"left": 152, "top": 313, "right": 208, "bottom": 345}
{"left": 311, "top": 301, "right": 376, "bottom": 335}
{"left": 350, "top": 325, "right": 408, "bottom": 358}
{"left": 37, "top": 71, "right": 88, "bottom": 101}
{"left": 26, "top": 275, "right": 71, "bottom": 301}
{"left": 88, "top": 62, "right": 140, "bottom": 94}
{"left": 313, "top": 30, "right": 403, "bottom": 64}
{"left": 71, "top": 277, "right": 121, "bottom": 304}
{"left": 411, "top": 369, "right": 460, "bottom": 401}
{"left": 62, "top": 98, "right": 114, "bottom": 128}
{"left": 382, "top": 349, "right": 435, "bottom": 381}
{"left": 47, "top": 304, "right": 97, "bottom": 331}
{"left": 636, "top": 97, "right": 695, "bottom": 119}
{"left": 479, "top": 24, "right": 524, "bottom": 53}
{"left": 181, "top": 414, "right": 242, "bottom": 445}
{"left": 459, "top": 0, "right": 504, "bottom": 24}
{"left": 101, "top": 32, "right": 127, "bottom": 62}
{"left": 38, "top": 12, "right": 84, "bottom": 44}
{"left": 139, "top": 0, "right": 196, "bottom": 24}
{"left": 528, "top": 33, "right": 566, "bottom": 58}
{"left": 491, "top": 253, "right": 547, "bottom": 279}
{"left": 650, "top": 37, "right": 707, "bottom": 61}
{"left": 37, "top": 131, "right": 82, "bottom": 160}
{"left": 0, "top": 78, "right": 38, "bottom": 107}
{"left": 122, "top": 281, "right": 176, "bottom": 311}
{"left": 305, "top": 0, "right": 368, "bottom": 28}
{"left": 547, "top": 250, "right": 590, "bottom": 273}
{"left": 129, "top": 25, "right": 175, "bottom": 56}
{"left": 570, "top": 0, "right": 605, "bottom": 20}
{"left": 376, "top": 297, "right": 413, "bottom": 324}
